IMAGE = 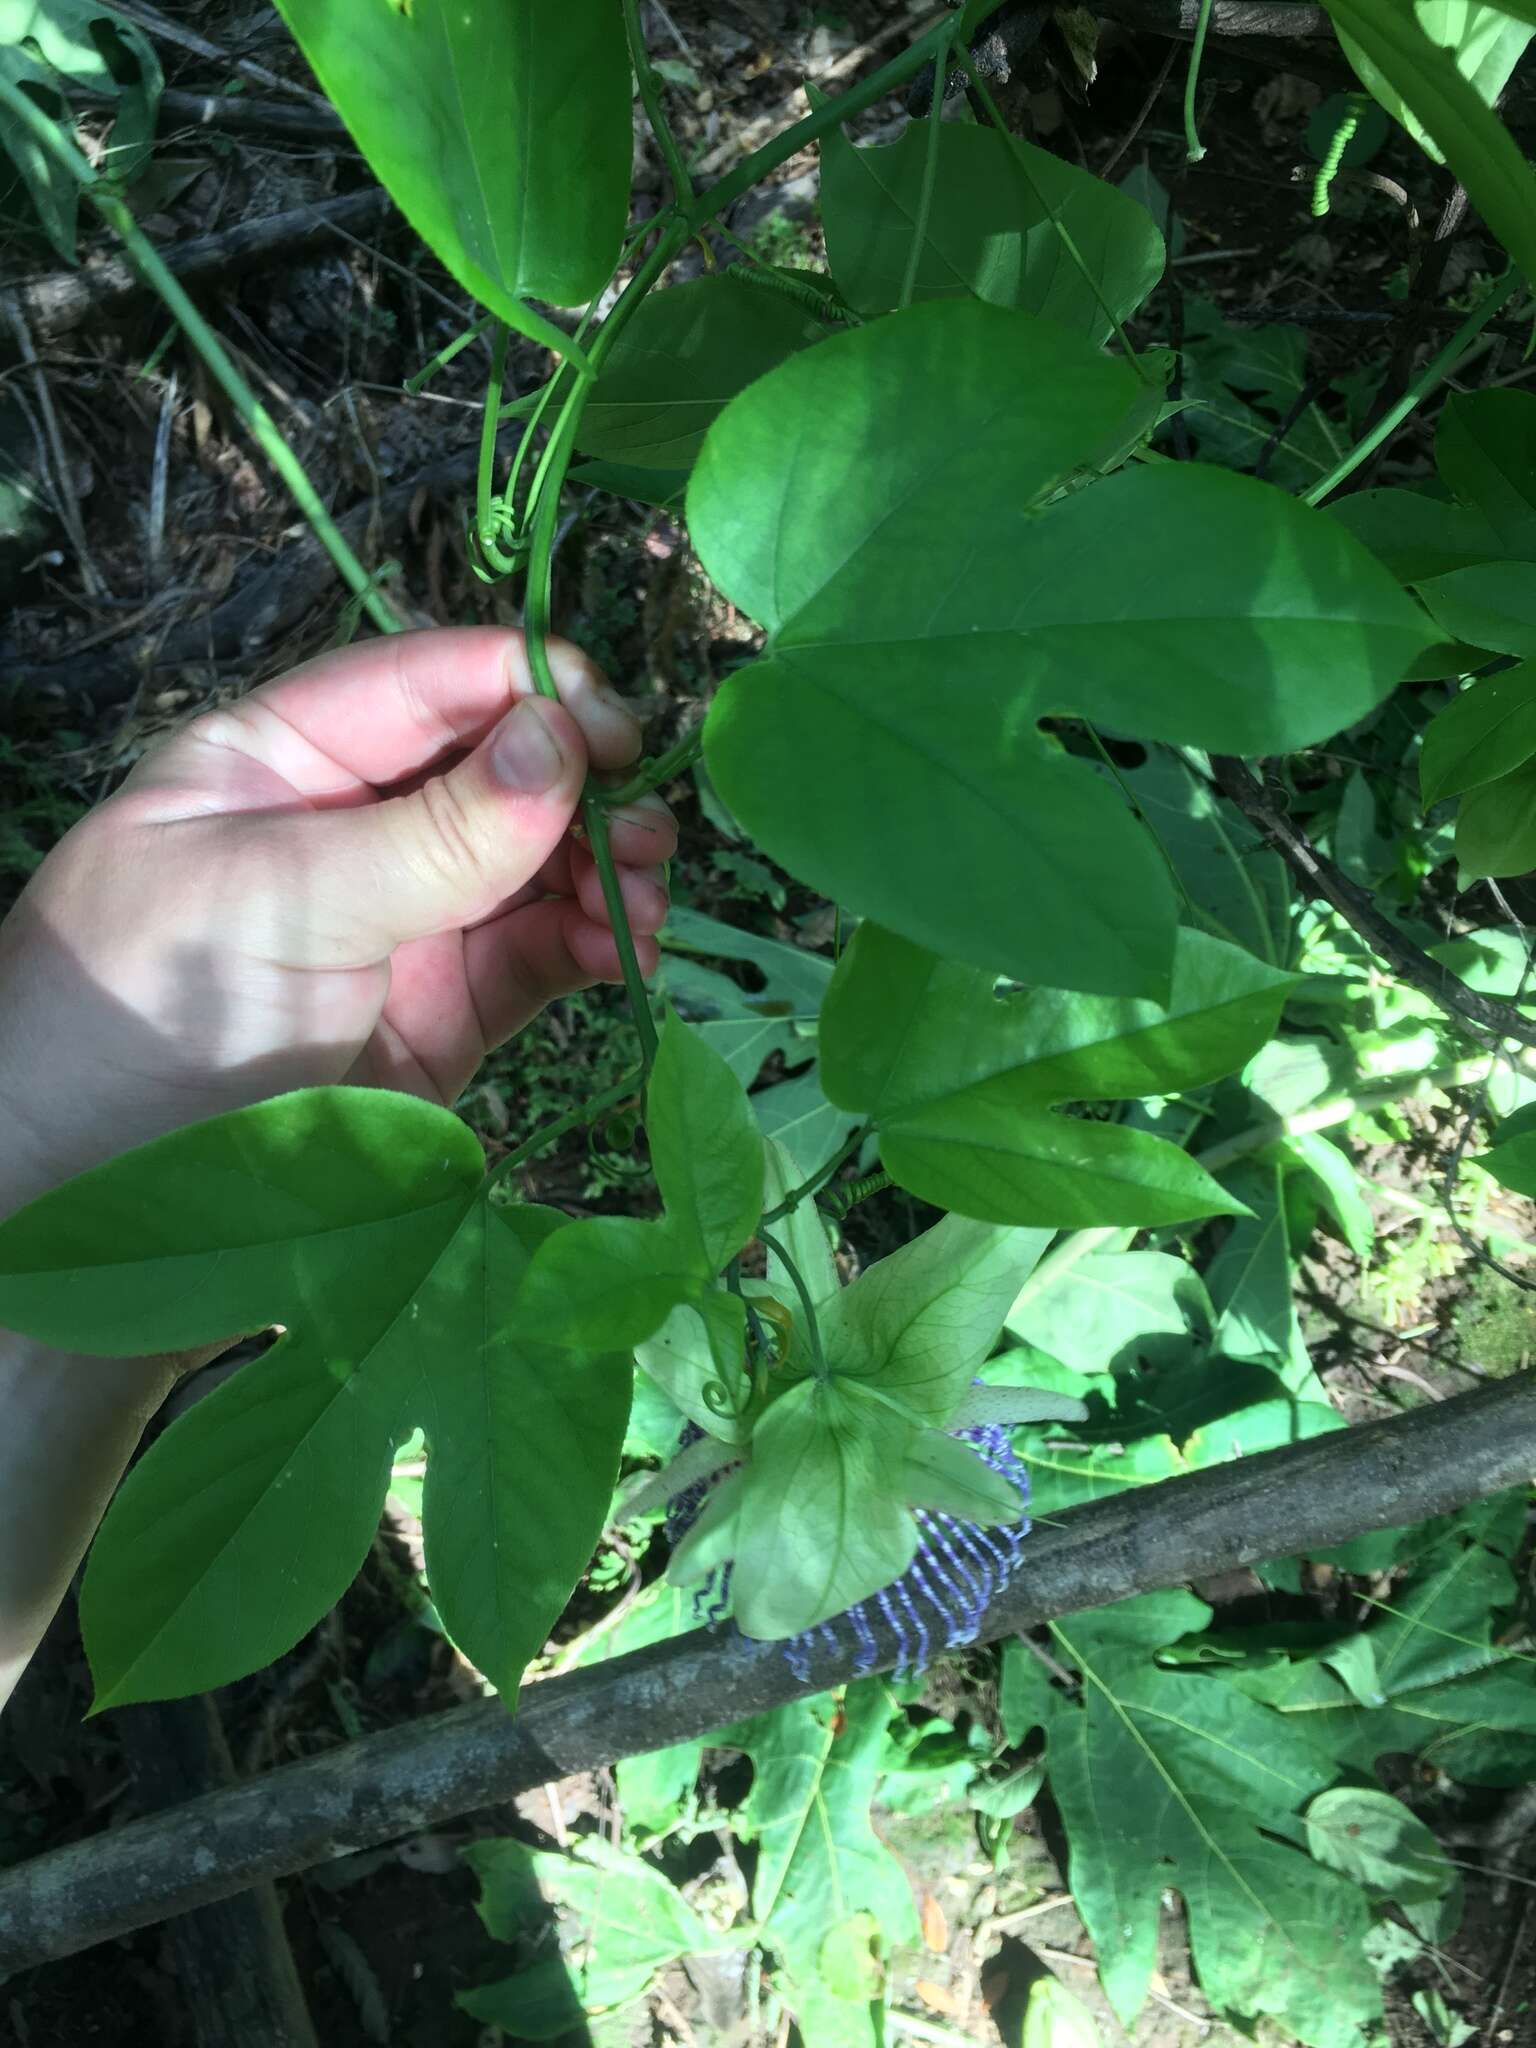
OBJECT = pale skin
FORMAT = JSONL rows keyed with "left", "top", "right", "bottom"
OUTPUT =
{"left": 0, "top": 626, "right": 678, "bottom": 1705}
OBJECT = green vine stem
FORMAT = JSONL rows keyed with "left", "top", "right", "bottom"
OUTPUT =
{"left": 1304, "top": 266, "right": 1524, "bottom": 507}
{"left": 484, "top": 1067, "right": 643, "bottom": 1192}
{"left": 600, "top": 725, "right": 704, "bottom": 807}
{"left": 623, "top": 0, "right": 695, "bottom": 205}
{"left": 1183, "top": 0, "right": 1215, "bottom": 164}
{"left": 899, "top": 20, "right": 953, "bottom": 310}
{"left": 475, "top": 321, "right": 514, "bottom": 565}
{"left": 0, "top": 76, "right": 405, "bottom": 638}
{"left": 760, "top": 1120, "right": 872, "bottom": 1226}
{"left": 406, "top": 310, "right": 495, "bottom": 394}
{"left": 758, "top": 1227, "right": 830, "bottom": 1378}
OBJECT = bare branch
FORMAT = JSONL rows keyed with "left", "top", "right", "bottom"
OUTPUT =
{"left": 1, "top": 1371, "right": 1531, "bottom": 1970}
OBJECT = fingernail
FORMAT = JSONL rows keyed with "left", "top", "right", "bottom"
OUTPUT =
{"left": 493, "top": 699, "right": 565, "bottom": 792}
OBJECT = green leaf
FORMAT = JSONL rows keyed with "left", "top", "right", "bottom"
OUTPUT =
{"left": 1436, "top": 389, "right": 1536, "bottom": 556}
{"left": 1328, "top": 487, "right": 1506, "bottom": 580}
{"left": 752, "top": 1067, "right": 860, "bottom": 1180}
{"left": 461, "top": 1834, "right": 719, "bottom": 2024}
{"left": 1005, "top": 1247, "right": 1213, "bottom": 1372}
{"left": 692, "top": 301, "right": 1429, "bottom": 994}
{"left": 1420, "top": 661, "right": 1536, "bottom": 805}
{"left": 1478, "top": 1099, "right": 1536, "bottom": 1194}
{"left": 1121, "top": 751, "right": 1293, "bottom": 966}
{"left": 0, "top": 1089, "right": 629, "bottom": 1705}
{"left": 731, "top": 1379, "right": 919, "bottom": 1639}
{"left": 1455, "top": 755, "right": 1536, "bottom": 878}
{"left": 822, "top": 1209, "right": 1053, "bottom": 1423}
{"left": 1321, "top": 0, "right": 1536, "bottom": 281}
{"left": 1206, "top": 1162, "right": 1318, "bottom": 1391}
{"left": 1305, "top": 1788, "right": 1455, "bottom": 1904}
{"left": 272, "top": 1, "right": 629, "bottom": 326}
{"left": 513, "top": 1013, "right": 763, "bottom": 1351}
{"left": 1021, "top": 1975, "right": 1104, "bottom": 2048}
{"left": 1420, "top": 560, "right": 1536, "bottom": 658}
{"left": 1283, "top": 1131, "right": 1375, "bottom": 1258}
{"left": 1030, "top": 1597, "right": 1382, "bottom": 2046}
{"left": 1177, "top": 297, "right": 1347, "bottom": 489}
{"left": 1229, "top": 1521, "right": 1536, "bottom": 1785}
{"left": 820, "top": 113, "right": 1164, "bottom": 341}
{"left": 731, "top": 1682, "right": 918, "bottom": 2026}
{"left": 659, "top": 903, "right": 833, "bottom": 1086}
{"left": 1332, "top": 1, "right": 1534, "bottom": 169}
{"left": 0, "top": 0, "right": 161, "bottom": 259}
{"left": 576, "top": 273, "right": 832, "bottom": 469}
{"left": 820, "top": 922, "right": 1289, "bottom": 1226}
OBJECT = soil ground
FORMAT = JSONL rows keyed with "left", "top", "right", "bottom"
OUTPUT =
{"left": 2, "top": 4, "right": 1534, "bottom": 2045}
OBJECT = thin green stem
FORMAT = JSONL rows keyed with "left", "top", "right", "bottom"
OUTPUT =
{"left": 476, "top": 322, "right": 512, "bottom": 558}
{"left": 623, "top": 0, "right": 695, "bottom": 205}
{"left": 760, "top": 1120, "right": 872, "bottom": 1226}
{"left": 512, "top": 222, "right": 690, "bottom": 1079}
{"left": 953, "top": 51, "right": 1149, "bottom": 381}
{"left": 900, "top": 26, "right": 952, "bottom": 310}
{"left": 406, "top": 311, "right": 494, "bottom": 394}
{"left": 0, "top": 76, "right": 404, "bottom": 636}
{"left": 600, "top": 725, "right": 704, "bottom": 807}
{"left": 1183, "top": 0, "right": 1215, "bottom": 164}
{"left": 484, "top": 1067, "right": 643, "bottom": 1191}
{"left": 683, "top": 13, "right": 960, "bottom": 232}
{"left": 759, "top": 1227, "right": 829, "bottom": 1378}
{"left": 1304, "top": 267, "right": 1525, "bottom": 507}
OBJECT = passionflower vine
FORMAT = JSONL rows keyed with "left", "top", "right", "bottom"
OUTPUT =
{"left": 617, "top": 1383, "right": 1086, "bottom": 1681}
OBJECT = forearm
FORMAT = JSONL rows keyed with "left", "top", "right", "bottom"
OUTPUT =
{"left": 0, "top": 1331, "right": 179, "bottom": 1705}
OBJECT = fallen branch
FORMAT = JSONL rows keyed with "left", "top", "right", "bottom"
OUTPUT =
{"left": 0, "top": 1370, "right": 1531, "bottom": 1970}
{"left": 11, "top": 187, "right": 392, "bottom": 342}
{"left": 1210, "top": 755, "right": 1536, "bottom": 1051}
{"left": 71, "top": 84, "right": 348, "bottom": 142}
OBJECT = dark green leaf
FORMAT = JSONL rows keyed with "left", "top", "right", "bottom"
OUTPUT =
{"left": 1024, "top": 1596, "right": 1382, "bottom": 2044}
{"left": 820, "top": 114, "right": 1163, "bottom": 341}
{"left": 1436, "top": 389, "right": 1536, "bottom": 556}
{"left": 1420, "top": 560, "right": 1536, "bottom": 658}
{"left": 692, "top": 302, "right": 1429, "bottom": 993}
{"left": 1455, "top": 756, "right": 1536, "bottom": 878}
{"left": 272, "top": 1, "right": 629, "bottom": 323}
{"left": 820, "top": 922, "right": 1290, "bottom": 1226}
{"left": 1479, "top": 1099, "right": 1536, "bottom": 1194}
{"left": 1121, "top": 751, "right": 1293, "bottom": 966}
{"left": 577, "top": 274, "right": 831, "bottom": 469}
{"left": 1328, "top": 488, "right": 1506, "bottom": 581}
{"left": 1420, "top": 662, "right": 1536, "bottom": 806}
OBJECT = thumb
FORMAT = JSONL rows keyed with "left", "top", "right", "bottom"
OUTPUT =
{"left": 310, "top": 694, "right": 588, "bottom": 956}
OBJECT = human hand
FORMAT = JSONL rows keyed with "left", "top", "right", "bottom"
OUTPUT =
{"left": 0, "top": 627, "right": 676, "bottom": 1210}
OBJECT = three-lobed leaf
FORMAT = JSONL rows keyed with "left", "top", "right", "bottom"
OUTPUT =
{"left": 0, "top": 1089, "right": 629, "bottom": 1706}
{"left": 690, "top": 300, "right": 1431, "bottom": 996}
{"left": 820, "top": 922, "right": 1293, "bottom": 1226}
